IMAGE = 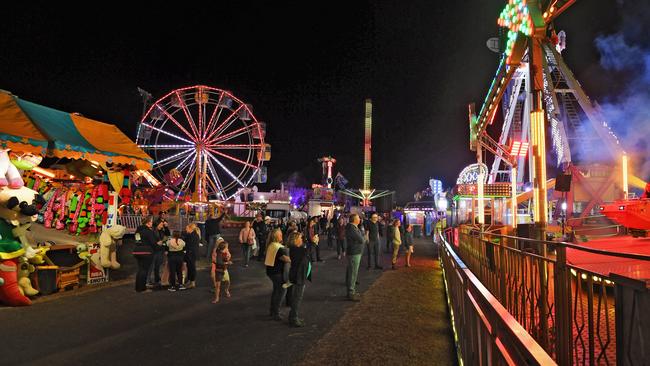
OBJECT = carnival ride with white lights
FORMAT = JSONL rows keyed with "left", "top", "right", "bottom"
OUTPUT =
{"left": 464, "top": 0, "right": 647, "bottom": 231}
{"left": 136, "top": 85, "right": 270, "bottom": 203}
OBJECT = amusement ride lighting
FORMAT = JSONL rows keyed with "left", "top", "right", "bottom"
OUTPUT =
{"left": 509, "top": 140, "right": 529, "bottom": 157}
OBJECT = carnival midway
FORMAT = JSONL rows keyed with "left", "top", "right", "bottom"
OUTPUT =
{"left": 2, "top": 1, "right": 650, "bottom": 366}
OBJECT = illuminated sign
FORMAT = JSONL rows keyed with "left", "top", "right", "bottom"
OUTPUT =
{"left": 456, "top": 183, "right": 512, "bottom": 197}
{"left": 456, "top": 163, "right": 488, "bottom": 185}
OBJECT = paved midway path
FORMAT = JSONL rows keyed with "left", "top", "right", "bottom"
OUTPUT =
{"left": 1, "top": 231, "right": 456, "bottom": 366}
{"left": 301, "top": 236, "right": 457, "bottom": 366}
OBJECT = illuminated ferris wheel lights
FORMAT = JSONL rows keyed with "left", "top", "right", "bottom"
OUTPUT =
{"left": 138, "top": 86, "right": 265, "bottom": 200}
{"left": 138, "top": 144, "right": 194, "bottom": 149}
{"left": 152, "top": 149, "right": 194, "bottom": 167}
{"left": 140, "top": 123, "right": 195, "bottom": 144}
{"left": 207, "top": 152, "right": 246, "bottom": 188}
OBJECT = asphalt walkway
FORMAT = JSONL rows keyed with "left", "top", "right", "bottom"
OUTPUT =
{"left": 1, "top": 231, "right": 456, "bottom": 366}
{"left": 300, "top": 237, "right": 457, "bottom": 366}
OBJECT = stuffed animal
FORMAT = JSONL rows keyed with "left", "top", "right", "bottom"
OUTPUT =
{"left": 76, "top": 243, "right": 91, "bottom": 261}
{"left": 0, "top": 259, "right": 31, "bottom": 306}
{"left": 99, "top": 225, "right": 126, "bottom": 269}
{"left": 0, "top": 150, "right": 24, "bottom": 189}
{"left": 17, "top": 256, "right": 38, "bottom": 297}
{"left": 0, "top": 186, "right": 42, "bottom": 259}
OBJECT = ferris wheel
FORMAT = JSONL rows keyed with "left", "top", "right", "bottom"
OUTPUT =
{"left": 136, "top": 85, "right": 269, "bottom": 201}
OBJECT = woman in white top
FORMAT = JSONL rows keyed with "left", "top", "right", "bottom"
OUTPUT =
{"left": 239, "top": 221, "right": 256, "bottom": 267}
{"left": 167, "top": 231, "right": 186, "bottom": 291}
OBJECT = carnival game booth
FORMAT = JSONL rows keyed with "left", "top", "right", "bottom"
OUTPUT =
{"left": 0, "top": 90, "right": 152, "bottom": 306}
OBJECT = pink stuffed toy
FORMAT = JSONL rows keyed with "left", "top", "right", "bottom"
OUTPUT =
{"left": 0, "top": 150, "right": 23, "bottom": 188}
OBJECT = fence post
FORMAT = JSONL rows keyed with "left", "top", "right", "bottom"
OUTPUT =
{"left": 498, "top": 237, "right": 507, "bottom": 305}
{"left": 555, "top": 244, "right": 572, "bottom": 365}
{"left": 612, "top": 273, "right": 650, "bottom": 366}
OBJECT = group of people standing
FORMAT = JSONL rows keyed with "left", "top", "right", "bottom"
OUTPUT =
{"left": 131, "top": 209, "right": 416, "bottom": 328}
{"left": 133, "top": 212, "right": 201, "bottom": 293}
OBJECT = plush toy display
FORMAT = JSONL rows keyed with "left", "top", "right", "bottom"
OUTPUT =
{"left": 0, "top": 186, "right": 42, "bottom": 259}
{"left": 0, "top": 259, "right": 31, "bottom": 306}
{"left": 99, "top": 225, "right": 126, "bottom": 269}
{"left": 0, "top": 150, "right": 24, "bottom": 189}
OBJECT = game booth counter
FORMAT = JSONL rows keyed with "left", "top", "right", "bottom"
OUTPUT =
{"left": 0, "top": 90, "right": 152, "bottom": 306}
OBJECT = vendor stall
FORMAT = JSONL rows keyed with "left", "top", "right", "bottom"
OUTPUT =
{"left": 0, "top": 90, "right": 151, "bottom": 306}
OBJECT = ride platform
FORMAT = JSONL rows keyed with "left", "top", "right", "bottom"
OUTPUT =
{"left": 567, "top": 235, "right": 650, "bottom": 284}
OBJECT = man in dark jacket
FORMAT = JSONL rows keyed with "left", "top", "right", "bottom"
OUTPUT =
{"left": 252, "top": 214, "right": 269, "bottom": 261}
{"left": 345, "top": 214, "right": 365, "bottom": 301}
{"left": 365, "top": 213, "right": 383, "bottom": 270}
{"left": 204, "top": 210, "right": 226, "bottom": 259}
{"left": 288, "top": 231, "right": 310, "bottom": 327}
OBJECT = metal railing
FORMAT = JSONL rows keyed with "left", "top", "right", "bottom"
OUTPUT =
{"left": 440, "top": 233, "right": 556, "bottom": 365}
{"left": 442, "top": 226, "right": 650, "bottom": 365}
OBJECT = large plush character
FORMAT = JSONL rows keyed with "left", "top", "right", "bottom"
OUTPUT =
{"left": 0, "top": 259, "right": 31, "bottom": 306}
{"left": 0, "top": 150, "right": 23, "bottom": 189}
{"left": 0, "top": 186, "right": 42, "bottom": 259}
{"left": 99, "top": 225, "right": 126, "bottom": 269}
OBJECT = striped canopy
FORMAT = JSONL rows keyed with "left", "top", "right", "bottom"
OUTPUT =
{"left": 0, "top": 91, "right": 152, "bottom": 170}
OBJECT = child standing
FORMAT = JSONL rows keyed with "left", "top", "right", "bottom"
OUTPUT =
{"left": 167, "top": 231, "right": 186, "bottom": 291}
{"left": 212, "top": 241, "right": 233, "bottom": 303}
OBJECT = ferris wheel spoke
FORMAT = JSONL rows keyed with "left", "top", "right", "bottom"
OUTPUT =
{"left": 175, "top": 91, "right": 201, "bottom": 140}
{"left": 207, "top": 104, "right": 244, "bottom": 142}
{"left": 138, "top": 144, "right": 194, "bottom": 150}
{"left": 140, "top": 123, "right": 194, "bottom": 145}
{"left": 206, "top": 148, "right": 257, "bottom": 170}
{"left": 156, "top": 105, "right": 197, "bottom": 142}
{"left": 178, "top": 157, "right": 198, "bottom": 194}
{"left": 210, "top": 144, "right": 262, "bottom": 150}
{"left": 206, "top": 152, "right": 246, "bottom": 188}
{"left": 175, "top": 150, "right": 196, "bottom": 172}
{"left": 152, "top": 149, "right": 194, "bottom": 168}
{"left": 206, "top": 157, "right": 226, "bottom": 199}
{"left": 209, "top": 124, "right": 255, "bottom": 145}
{"left": 204, "top": 92, "right": 225, "bottom": 140}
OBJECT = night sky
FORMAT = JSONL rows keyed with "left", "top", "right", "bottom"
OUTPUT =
{"left": 0, "top": 1, "right": 627, "bottom": 203}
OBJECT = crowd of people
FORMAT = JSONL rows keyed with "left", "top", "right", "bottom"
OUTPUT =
{"left": 131, "top": 209, "right": 415, "bottom": 328}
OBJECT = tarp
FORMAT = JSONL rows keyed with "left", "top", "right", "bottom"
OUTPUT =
{"left": 0, "top": 91, "right": 152, "bottom": 170}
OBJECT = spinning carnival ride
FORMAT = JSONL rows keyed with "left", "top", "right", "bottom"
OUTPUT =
{"left": 136, "top": 86, "right": 270, "bottom": 202}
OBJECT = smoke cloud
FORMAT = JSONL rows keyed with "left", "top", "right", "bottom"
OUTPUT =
{"left": 593, "top": 1, "right": 650, "bottom": 180}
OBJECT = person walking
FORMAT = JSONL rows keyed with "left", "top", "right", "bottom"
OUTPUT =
{"left": 306, "top": 217, "right": 321, "bottom": 262}
{"left": 265, "top": 229, "right": 291, "bottom": 320}
{"left": 365, "top": 213, "right": 383, "bottom": 270}
{"left": 345, "top": 214, "right": 365, "bottom": 301}
{"left": 239, "top": 221, "right": 256, "bottom": 267}
{"left": 205, "top": 210, "right": 226, "bottom": 260}
{"left": 167, "top": 231, "right": 186, "bottom": 291}
{"left": 336, "top": 216, "right": 346, "bottom": 260}
{"left": 134, "top": 217, "right": 156, "bottom": 293}
{"left": 287, "top": 231, "right": 311, "bottom": 327}
{"left": 252, "top": 214, "right": 269, "bottom": 261}
{"left": 404, "top": 224, "right": 414, "bottom": 267}
{"left": 390, "top": 219, "right": 402, "bottom": 270}
{"left": 211, "top": 241, "right": 233, "bottom": 303}
{"left": 182, "top": 223, "right": 200, "bottom": 289}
